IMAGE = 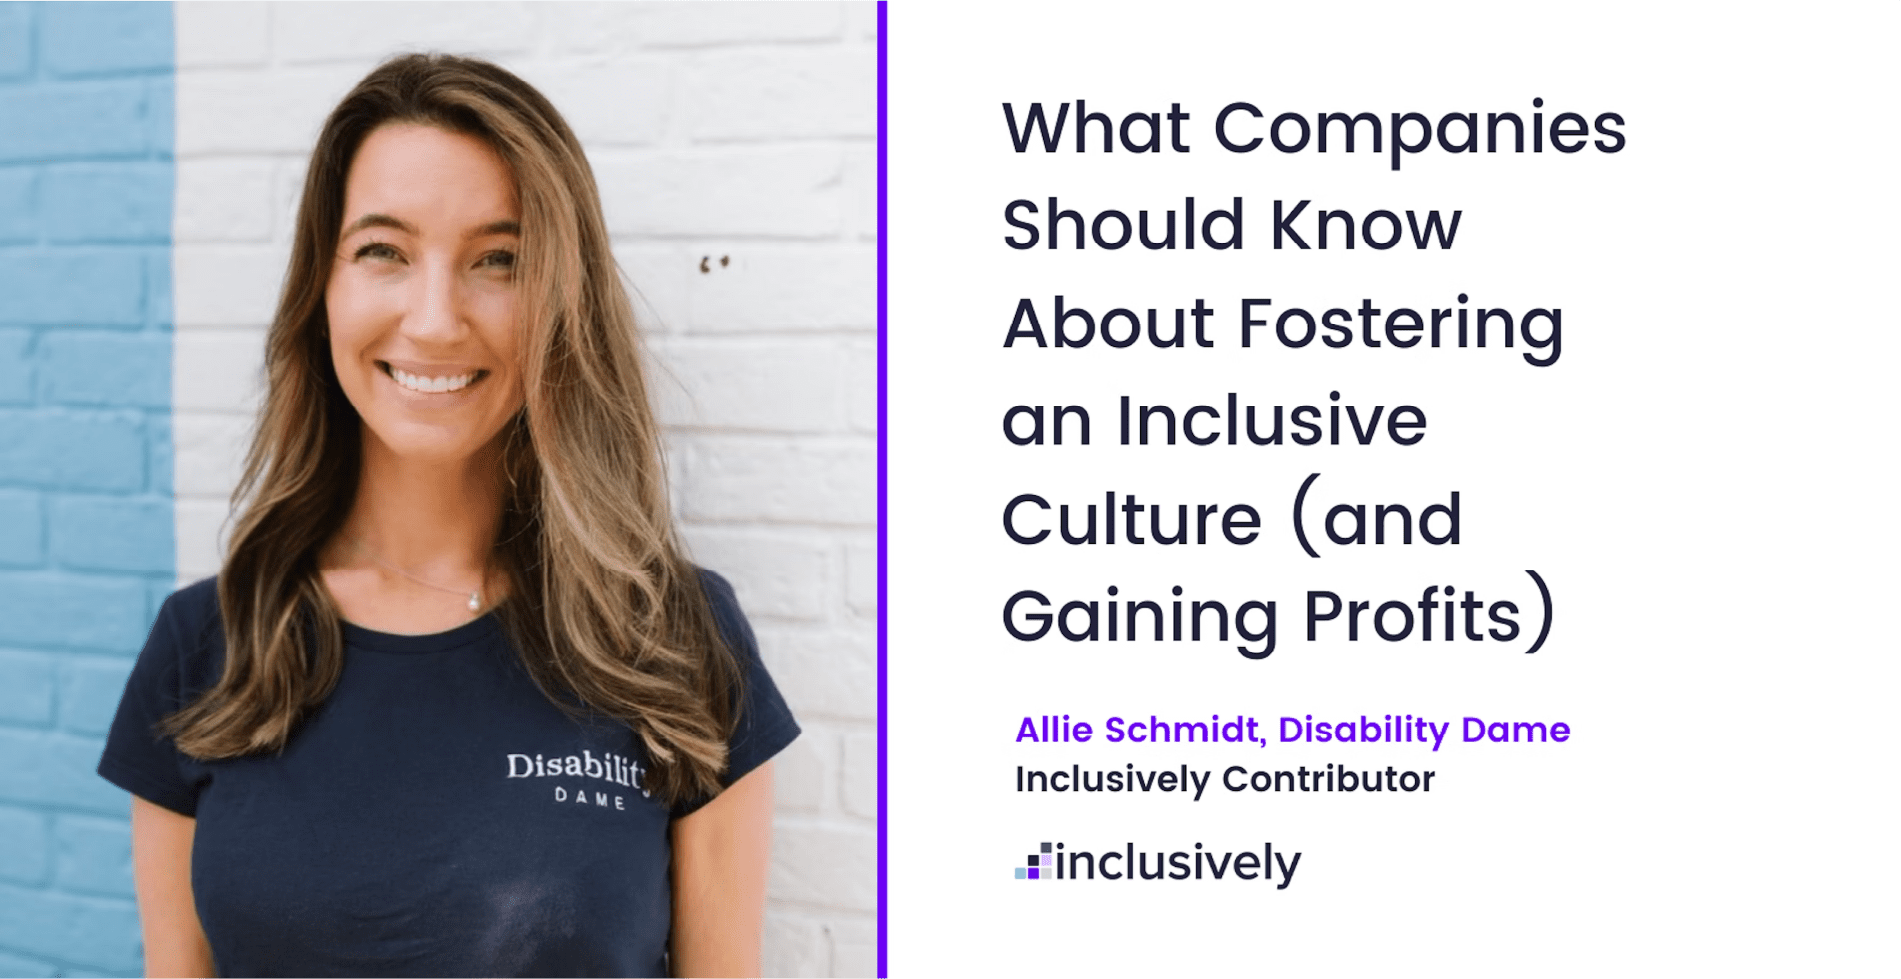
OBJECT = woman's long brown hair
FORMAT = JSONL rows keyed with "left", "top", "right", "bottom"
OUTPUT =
{"left": 161, "top": 54, "right": 742, "bottom": 805}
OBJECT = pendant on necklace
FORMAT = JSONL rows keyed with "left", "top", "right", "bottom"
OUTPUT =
{"left": 468, "top": 591, "right": 481, "bottom": 612}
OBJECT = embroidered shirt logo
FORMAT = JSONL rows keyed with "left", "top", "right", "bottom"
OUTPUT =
{"left": 506, "top": 749, "right": 649, "bottom": 810}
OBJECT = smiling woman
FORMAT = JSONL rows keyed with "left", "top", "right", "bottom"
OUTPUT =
{"left": 96, "top": 54, "right": 797, "bottom": 978}
{"left": 321, "top": 123, "right": 528, "bottom": 631}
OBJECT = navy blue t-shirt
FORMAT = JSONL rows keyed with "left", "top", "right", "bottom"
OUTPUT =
{"left": 98, "top": 570, "right": 798, "bottom": 978}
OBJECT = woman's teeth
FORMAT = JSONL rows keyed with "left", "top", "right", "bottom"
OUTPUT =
{"left": 390, "top": 367, "right": 477, "bottom": 393}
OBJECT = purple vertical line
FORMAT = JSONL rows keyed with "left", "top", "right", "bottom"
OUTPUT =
{"left": 875, "top": 2, "right": 890, "bottom": 977}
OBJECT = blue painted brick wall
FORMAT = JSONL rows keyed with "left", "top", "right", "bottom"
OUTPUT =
{"left": 0, "top": 3, "right": 172, "bottom": 975}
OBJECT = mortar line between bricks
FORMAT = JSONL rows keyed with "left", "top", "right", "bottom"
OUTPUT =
{"left": 764, "top": 902, "right": 877, "bottom": 919}
{"left": 684, "top": 135, "right": 877, "bottom": 147}
{"left": 774, "top": 816, "right": 880, "bottom": 832}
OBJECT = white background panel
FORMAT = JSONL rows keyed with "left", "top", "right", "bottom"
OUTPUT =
{"left": 887, "top": 4, "right": 1896, "bottom": 974}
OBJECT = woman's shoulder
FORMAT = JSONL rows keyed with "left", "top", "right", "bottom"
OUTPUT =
{"left": 145, "top": 575, "right": 228, "bottom": 688}
{"left": 694, "top": 566, "right": 741, "bottom": 613}
{"left": 692, "top": 567, "right": 758, "bottom": 658}
{"left": 157, "top": 575, "right": 223, "bottom": 638}
{"left": 98, "top": 577, "right": 228, "bottom": 813}
{"left": 675, "top": 565, "right": 801, "bottom": 816}
{"left": 163, "top": 574, "right": 222, "bottom": 618}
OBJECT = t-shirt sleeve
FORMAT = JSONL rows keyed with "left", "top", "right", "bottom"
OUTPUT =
{"left": 97, "top": 582, "right": 214, "bottom": 817}
{"left": 672, "top": 569, "right": 802, "bottom": 818}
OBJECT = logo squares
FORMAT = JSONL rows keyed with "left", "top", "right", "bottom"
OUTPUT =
{"left": 1015, "top": 841, "right": 1053, "bottom": 880}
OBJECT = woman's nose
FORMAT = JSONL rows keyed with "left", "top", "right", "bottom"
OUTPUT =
{"left": 401, "top": 258, "right": 467, "bottom": 343}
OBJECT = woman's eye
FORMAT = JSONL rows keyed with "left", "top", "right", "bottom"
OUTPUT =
{"left": 354, "top": 242, "right": 401, "bottom": 262}
{"left": 478, "top": 250, "right": 517, "bottom": 272}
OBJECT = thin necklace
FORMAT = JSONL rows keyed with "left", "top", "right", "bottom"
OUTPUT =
{"left": 350, "top": 536, "right": 490, "bottom": 613}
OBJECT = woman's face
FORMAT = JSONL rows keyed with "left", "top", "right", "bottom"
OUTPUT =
{"left": 325, "top": 123, "right": 524, "bottom": 466}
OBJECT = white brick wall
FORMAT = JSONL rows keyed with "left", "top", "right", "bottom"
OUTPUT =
{"left": 171, "top": 4, "right": 878, "bottom": 974}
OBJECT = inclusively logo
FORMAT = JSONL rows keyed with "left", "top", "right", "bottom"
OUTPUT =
{"left": 1015, "top": 840, "right": 1302, "bottom": 888}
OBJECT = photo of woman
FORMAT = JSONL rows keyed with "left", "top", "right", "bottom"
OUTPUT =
{"left": 0, "top": 4, "right": 873, "bottom": 975}
{"left": 97, "top": 52, "right": 803, "bottom": 976}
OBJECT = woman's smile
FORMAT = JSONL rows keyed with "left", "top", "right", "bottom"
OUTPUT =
{"left": 377, "top": 360, "right": 491, "bottom": 396}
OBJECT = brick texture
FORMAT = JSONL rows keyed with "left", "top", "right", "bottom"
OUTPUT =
{"left": 0, "top": 3, "right": 173, "bottom": 972}
{"left": 168, "top": 4, "right": 878, "bottom": 976}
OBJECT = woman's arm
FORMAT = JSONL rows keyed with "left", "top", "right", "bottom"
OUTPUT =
{"left": 670, "top": 761, "right": 776, "bottom": 977}
{"left": 131, "top": 795, "right": 215, "bottom": 978}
